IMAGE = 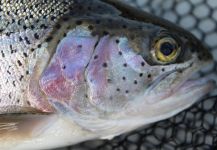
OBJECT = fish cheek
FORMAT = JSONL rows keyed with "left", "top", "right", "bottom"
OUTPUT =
{"left": 39, "top": 35, "right": 98, "bottom": 104}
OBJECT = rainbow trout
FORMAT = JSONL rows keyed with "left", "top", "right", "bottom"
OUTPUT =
{"left": 0, "top": 0, "right": 215, "bottom": 149}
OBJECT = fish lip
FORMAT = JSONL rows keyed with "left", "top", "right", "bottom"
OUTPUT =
{"left": 173, "top": 76, "right": 216, "bottom": 96}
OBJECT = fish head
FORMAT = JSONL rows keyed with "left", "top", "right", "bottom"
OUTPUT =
{"left": 38, "top": 16, "right": 215, "bottom": 137}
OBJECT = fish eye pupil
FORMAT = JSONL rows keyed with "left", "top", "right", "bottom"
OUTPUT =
{"left": 160, "top": 42, "right": 174, "bottom": 56}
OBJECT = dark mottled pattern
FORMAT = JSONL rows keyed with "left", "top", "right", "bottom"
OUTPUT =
{"left": 62, "top": 0, "right": 217, "bottom": 150}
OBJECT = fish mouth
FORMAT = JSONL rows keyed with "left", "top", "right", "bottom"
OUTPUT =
{"left": 171, "top": 60, "right": 216, "bottom": 98}
{"left": 173, "top": 76, "right": 216, "bottom": 97}
{"left": 145, "top": 60, "right": 216, "bottom": 103}
{"left": 167, "top": 67, "right": 216, "bottom": 101}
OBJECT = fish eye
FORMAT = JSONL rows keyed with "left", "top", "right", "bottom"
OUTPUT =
{"left": 152, "top": 37, "right": 181, "bottom": 64}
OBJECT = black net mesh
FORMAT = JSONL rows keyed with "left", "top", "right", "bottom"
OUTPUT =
{"left": 58, "top": 0, "right": 217, "bottom": 149}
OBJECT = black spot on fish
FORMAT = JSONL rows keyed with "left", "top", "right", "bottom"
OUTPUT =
{"left": 122, "top": 25, "right": 127, "bottom": 29}
{"left": 19, "top": 36, "right": 23, "bottom": 41}
{"left": 17, "top": 60, "right": 22, "bottom": 66}
{"left": 1, "top": 51, "right": 5, "bottom": 57}
{"left": 118, "top": 51, "right": 122, "bottom": 56}
{"left": 12, "top": 81, "right": 16, "bottom": 87}
{"left": 178, "top": 70, "right": 183, "bottom": 73}
{"left": 46, "top": 36, "right": 53, "bottom": 42}
{"left": 123, "top": 63, "right": 127, "bottom": 67}
{"left": 23, "top": 25, "right": 27, "bottom": 30}
{"left": 27, "top": 101, "right": 31, "bottom": 106}
{"left": 94, "top": 55, "right": 98, "bottom": 59}
{"left": 19, "top": 75, "right": 24, "bottom": 81}
{"left": 9, "top": 93, "right": 12, "bottom": 99}
{"left": 103, "top": 31, "right": 109, "bottom": 35}
{"left": 16, "top": 99, "right": 20, "bottom": 103}
{"left": 37, "top": 44, "right": 42, "bottom": 48}
{"left": 6, "top": 32, "right": 10, "bottom": 36}
{"left": 30, "top": 25, "right": 35, "bottom": 30}
{"left": 103, "top": 63, "right": 108, "bottom": 68}
{"left": 88, "top": 25, "right": 94, "bottom": 30}
{"left": 55, "top": 24, "right": 61, "bottom": 29}
{"left": 148, "top": 74, "right": 152, "bottom": 78}
{"left": 51, "top": 16, "right": 56, "bottom": 21}
{"left": 107, "top": 79, "right": 112, "bottom": 83}
{"left": 76, "top": 20, "right": 82, "bottom": 25}
{"left": 24, "top": 37, "right": 31, "bottom": 44}
{"left": 5, "top": 69, "right": 10, "bottom": 75}
{"left": 40, "top": 24, "right": 48, "bottom": 29}
{"left": 34, "top": 33, "right": 39, "bottom": 39}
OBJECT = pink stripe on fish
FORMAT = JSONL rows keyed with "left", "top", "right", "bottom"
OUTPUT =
{"left": 40, "top": 57, "right": 73, "bottom": 101}
{"left": 40, "top": 35, "right": 98, "bottom": 102}
{"left": 86, "top": 36, "right": 115, "bottom": 105}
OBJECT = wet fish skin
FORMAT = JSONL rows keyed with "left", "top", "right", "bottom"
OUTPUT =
{"left": 0, "top": 0, "right": 215, "bottom": 149}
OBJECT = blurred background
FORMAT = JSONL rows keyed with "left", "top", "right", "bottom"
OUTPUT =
{"left": 57, "top": 0, "right": 217, "bottom": 149}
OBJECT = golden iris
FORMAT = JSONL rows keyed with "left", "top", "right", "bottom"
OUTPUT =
{"left": 154, "top": 37, "right": 180, "bottom": 63}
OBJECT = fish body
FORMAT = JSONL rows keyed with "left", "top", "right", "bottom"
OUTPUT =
{"left": 0, "top": 0, "right": 215, "bottom": 149}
